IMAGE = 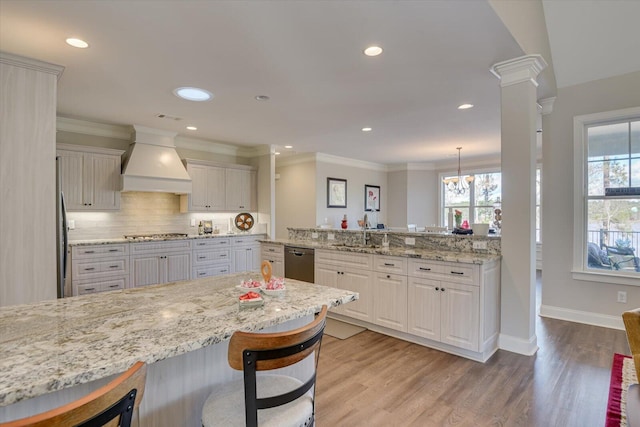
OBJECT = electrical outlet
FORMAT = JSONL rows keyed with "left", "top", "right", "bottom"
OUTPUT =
{"left": 473, "top": 241, "right": 488, "bottom": 250}
{"left": 618, "top": 291, "right": 627, "bottom": 303}
{"left": 327, "top": 233, "right": 335, "bottom": 240}
{"left": 67, "top": 219, "right": 75, "bottom": 230}
{"left": 311, "top": 232, "right": 319, "bottom": 239}
{"left": 190, "top": 219, "right": 196, "bottom": 227}
{"left": 405, "top": 237, "right": 415, "bottom": 245}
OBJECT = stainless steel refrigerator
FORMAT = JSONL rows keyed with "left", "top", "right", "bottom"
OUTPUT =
{"left": 56, "top": 156, "right": 68, "bottom": 298}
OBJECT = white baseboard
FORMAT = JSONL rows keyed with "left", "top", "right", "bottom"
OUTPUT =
{"left": 498, "top": 333, "right": 538, "bottom": 356}
{"left": 539, "top": 304, "right": 624, "bottom": 330}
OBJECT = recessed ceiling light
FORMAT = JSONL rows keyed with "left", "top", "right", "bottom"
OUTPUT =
{"left": 275, "top": 152, "right": 281, "bottom": 155}
{"left": 186, "top": 126, "right": 197, "bottom": 131}
{"left": 173, "top": 87, "right": 213, "bottom": 102}
{"left": 255, "top": 95, "right": 270, "bottom": 101}
{"left": 284, "top": 145, "right": 293, "bottom": 149}
{"left": 363, "top": 46, "right": 383, "bottom": 57}
{"left": 458, "top": 104, "right": 474, "bottom": 110}
{"left": 362, "top": 127, "right": 372, "bottom": 132}
{"left": 66, "top": 38, "right": 89, "bottom": 48}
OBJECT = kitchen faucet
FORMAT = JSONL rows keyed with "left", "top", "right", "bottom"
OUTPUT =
{"left": 362, "top": 213, "right": 369, "bottom": 245}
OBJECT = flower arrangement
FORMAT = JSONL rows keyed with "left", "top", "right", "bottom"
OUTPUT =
{"left": 454, "top": 210, "right": 462, "bottom": 228}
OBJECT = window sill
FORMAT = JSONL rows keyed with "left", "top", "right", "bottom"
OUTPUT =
{"left": 572, "top": 269, "right": 640, "bottom": 286}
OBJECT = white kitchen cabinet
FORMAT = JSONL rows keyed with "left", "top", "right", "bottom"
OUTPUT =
{"left": 225, "top": 168, "right": 256, "bottom": 211}
{"left": 192, "top": 237, "right": 231, "bottom": 279}
{"left": 70, "top": 243, "right": 129, "bottom": 296}
{"left": 373, "top": 272, "right": 408, "bottom": 332}
{"left": 180, "top": 160, "right": 256, "bottom": 213}
{"left": 182, "top": 163, "right": 225, "bottom": 212}
{"left": 57, "top": 144, "right": 123, "bottom": 211}
{"left": 261, "top": 243, "right": 284, "bottom": 278}
{"left": 130, "top": 240, "right": 191, "bottom": 287}
{"left": 230, "top": 235, "right": 261, "bottom": 273}
{"left": 315, "top": 249, "right": 374, "bottom": 322}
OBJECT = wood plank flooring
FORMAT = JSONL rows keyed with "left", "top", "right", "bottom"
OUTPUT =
{"left": 315, "top": 278, "right": 630, "bottom": 426}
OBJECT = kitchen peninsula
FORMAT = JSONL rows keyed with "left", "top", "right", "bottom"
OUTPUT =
{"left": 0, "top": 273, "right": 357, "bottom": 426}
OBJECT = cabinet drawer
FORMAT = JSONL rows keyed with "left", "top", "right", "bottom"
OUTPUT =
{"left": 374, "top": 255, "right": 408, "bottom": 275}
{"left": 73, "top": 257, "right": 129, "bottom": 279}
{"left": 408, "top": 259, "right": 444, "bottom": 278}
{"left": 192, "top": 238, "right": 230, "bottom": 248}
{"left": 442, "top": 264, "right": 475, "bottom": 285}
{"left": 100, "top": 259, "right": 126, "bottom": 274}
{"left": 193, "top": 265, "right": 231, "bottom": 279}
{"left": 316, "top": 249, "right": 373, "bottom": 270}
{"left": 131, "top": 239, "right": 191, "bottom": 255}
{"left": 261, "top": 244, "right": 284, "bottom": 260}
{"left": 193, "top": 249, "right": 230, "bottom": 265}
{"left": 74, "top": 276, "right": 128, "bottom": 296}
{"left": 72, "top": 244, "right": 129, "bottom": 259}
{"left": 231, "top": 235, "right": 262, "bottom": 246}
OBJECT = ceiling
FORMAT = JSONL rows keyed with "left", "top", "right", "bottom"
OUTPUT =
{"left": 1, "top": 1, "right": 637, "bottom": 165}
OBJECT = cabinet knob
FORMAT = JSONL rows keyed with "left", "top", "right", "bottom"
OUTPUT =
{"left": 386, "top": 274, "right": 391, "bottom": 279}
{"left": 435, "top": 287, "right": 439, "bottom": 291}
{"left": 441, "top": 287, "right": 445, "bottom": 292}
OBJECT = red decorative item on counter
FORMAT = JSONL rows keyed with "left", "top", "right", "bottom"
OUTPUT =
{"left": 341, "top": 215, "right": 348, "bottom": 229}
{"left": 462, "top": 220, "right": 469, "bottom": 229}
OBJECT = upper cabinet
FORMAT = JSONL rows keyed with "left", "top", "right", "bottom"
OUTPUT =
{"left": 180, "top": 160, "right": 256, "bottom": 212}
{"left": 56, "top": 144, "right": 124, "bottom": 211}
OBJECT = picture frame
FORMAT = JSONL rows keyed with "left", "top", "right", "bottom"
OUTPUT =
{"left": 365, "top": 184, "right": 380, "bottom": 211}
{"left": 327, "top": 177, "right": 347, "bottom": 208}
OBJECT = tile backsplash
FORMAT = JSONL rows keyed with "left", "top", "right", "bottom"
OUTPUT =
{"left": 67, "top": 192, "right": 255, "bottom": 240}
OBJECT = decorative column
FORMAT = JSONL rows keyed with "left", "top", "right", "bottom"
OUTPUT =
{"left": 490, "top": 55, "right": 547, "bottom": 355}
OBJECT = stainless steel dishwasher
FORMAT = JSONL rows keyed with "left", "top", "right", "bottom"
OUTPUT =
{"left": 284, "top": 246, "right": 315, "bottom": 283}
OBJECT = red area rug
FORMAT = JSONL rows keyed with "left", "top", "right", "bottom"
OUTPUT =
{"left": 607, "top": 353, "right": 637, "bottom": 427}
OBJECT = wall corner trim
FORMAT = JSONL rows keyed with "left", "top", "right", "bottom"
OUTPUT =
{"left": 498, "top": 333, "right": 539, "bottom": 356}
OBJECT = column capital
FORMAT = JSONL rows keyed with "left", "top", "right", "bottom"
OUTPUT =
{"left": 539, "top": 97, "right": 556, "bottom": 115}
{"left": 490, "top": 54, "right": 548, "bottom": 88}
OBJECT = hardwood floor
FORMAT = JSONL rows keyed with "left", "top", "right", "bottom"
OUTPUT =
{"left": 315, "top": 275, "right": 630, "bottom": 426}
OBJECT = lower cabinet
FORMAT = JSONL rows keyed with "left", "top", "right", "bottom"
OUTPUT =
{"left": 407, "top": 278, "right": 479, "bottom": 351}
{"left": 192, "top": 238, "right": 231, "bottom": 279}
{"left": 130, "top": 240, "right": 191, "bottom": 287}
{"left": 230, "top": 236, "right": 261, "bottom": 273}
{"left": 373, "top": 272, "right": 408, "bottom": 332}
{"left": 75, "top": 276, "right": 128, "bottom": 295}
{"left": 71, "top": 243, "right": 129, "bottom": 296}
{"left": 261, "top": 243, "right": 284, "bottom": 278}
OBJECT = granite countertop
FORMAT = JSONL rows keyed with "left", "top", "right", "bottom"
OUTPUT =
{"left": 262, "top": 239, "right": 501, "bottom": 264}
{"left": 69, "top": 233, "right": 266, "bottom": 246}
{"left": 0, "top": 273, "right": 357, "bottom": 407}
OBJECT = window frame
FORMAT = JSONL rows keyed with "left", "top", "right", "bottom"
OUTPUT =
{"left": 572, "top": 106, "right": 640, "bottom": 285}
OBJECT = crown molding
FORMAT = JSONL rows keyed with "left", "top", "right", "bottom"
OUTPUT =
{"left": 539, "top": 97, "right": 556, "bottom": 115}
{"left": 275, "top": 152, "right": 317, "bottom": 167}
{"left": 315, "top": 152, "right": 387, "bottom": 172}
{"left": 490, "top": 54, "right": 548, "bottom": 88}
{"left": 0, "top": 51, "right": 64, "bottom": 79}
{"left": 174, "top": 135, "right": 241, "bottom": 157}
{"left": 57, "top": 117, "right": 131, "bottom": 140}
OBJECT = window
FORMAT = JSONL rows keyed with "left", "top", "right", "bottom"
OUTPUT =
{"left": 573, "top": 107, "right": 640, "bottom": 283}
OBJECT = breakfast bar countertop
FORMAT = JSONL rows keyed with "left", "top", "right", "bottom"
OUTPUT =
{"left": 0, "top": 273, "right": 357, "bottom": 407}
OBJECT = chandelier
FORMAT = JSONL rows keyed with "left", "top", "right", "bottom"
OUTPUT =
{"left": 442, "top": 147, "right": 474, "bottom": 195}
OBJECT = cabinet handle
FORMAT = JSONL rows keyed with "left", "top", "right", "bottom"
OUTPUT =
{"left": 108, "top": 265, "right": 119, "bottom": 268}
{"left": 198, "top": 256, "right": 206, "bottom": 260}
{"left": 198, "top": 272, "right": 206, "bottom": 277}
{"left": 85, "top": 287, "right": 96, "bottom": 291}
{"left": 108, "top": 249, "right": 118, "bottom": 252}
{"left": 108, "top": 284, "right": 119, "bottom": 288}
{"left": 84, "top": 250, "right": 95, "bottom": 254}
{"left": 419, "top": 267, "right": 431, "bottom": 271}
{"left": 450, "top": 271, "right": 464, "bottom": 275}
{"left": 197, "top": 242, "right": 206, "bottom": 246}
{"left": 221, "top": 269, "right": 228, "bottom": 273}
{"left": 383, "top": 263, "right": 395, "bottom": 267}
{"left": 268, "top": 249, "right": 275, "bottom": 252}
{"left": 220, "top": 254, "right": 227, "bottom": 258}
{"left": 84, "top": 267, "right": 95, "bottom": 271}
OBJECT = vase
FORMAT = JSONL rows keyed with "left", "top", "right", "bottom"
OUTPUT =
{"left": 341, "top": 215, "right": 348, "bottom": 229}
{"left": 455, "top": 217, "right": 462, "bottom": 228}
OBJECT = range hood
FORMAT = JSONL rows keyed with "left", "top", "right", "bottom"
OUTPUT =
{"left": 121, "top": 125, "right": 192, "bottom": 194}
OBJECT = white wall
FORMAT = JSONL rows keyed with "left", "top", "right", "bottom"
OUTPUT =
{"left": 387, "top": 170, "right": 408, "bottom": 228}
{"left": 275, "top": 157, "right": 317, "bottom": 239}
{"left": 315, "top": 159, "right": 387, "bottom": 229}
{"left": 407, "top": 168, "right": 439, "bottom": 227}
{"left": 541, "top": 71, "right": 640, "bottom": 326}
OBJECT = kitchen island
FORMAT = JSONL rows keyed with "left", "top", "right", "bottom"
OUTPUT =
{"left": 0, "top": 273, "right": 357, "bottom": 425}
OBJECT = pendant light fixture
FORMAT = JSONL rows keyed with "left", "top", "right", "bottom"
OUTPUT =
{"left": 443, "top": 147, "right": 474, "bottom": 195}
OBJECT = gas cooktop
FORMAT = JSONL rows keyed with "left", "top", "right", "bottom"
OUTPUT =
{"left": 123, "top": 233, "right": 188, "bottom": 241}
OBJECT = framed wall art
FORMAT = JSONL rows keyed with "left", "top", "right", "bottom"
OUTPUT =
{"left": 327, "top": 177, "right": 347, "bottom": 208}
{"left": 365, "top": 184, "right": 380, "bottom": 211}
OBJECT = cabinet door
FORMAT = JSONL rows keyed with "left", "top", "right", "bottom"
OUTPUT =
{"left": 373, "top": 273, "right": 408, "bottom": 332}
{"left": 206, "top": 166, "right": 226, "bottom": 210}
{"left": 57, "top": 150, "right": 85, "bottom": 209}
{"left": 340, "top": 268, "right": 373, "bottom": 322}
{"left": 231, "top": 246, "right": 249, "bottom": 273}
{"left": 225, "top": 168, "right": 253, "bottom": 210}
{"left": 439, "top": 282, "right": 479, "bottom": 351}
{"left": 315, "top": 264, "right": 342, "bottom": 313}
{"left": 131, "top": 255, "right": 161, "bottom": 287}
{"left": 248, "top": 245, "right": 261, "bottom": 271}
{"left": 166, "top": 252, "right": 191, "bottom": 282}
{"left": 407, "top": 278, "right": 441, "bottom": 340}
{"left": 87, "top": 153, "right": 121, "bottom": 210}
{"left": 188, "top": 164, "right": 210, "bottom": 210}
{"left": 266, "top": 259, "right": 284, "bottom": 278}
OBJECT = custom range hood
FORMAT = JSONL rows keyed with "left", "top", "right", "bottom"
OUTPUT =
{"left": 121, "top": 125, "right": 192, "bottom": 194}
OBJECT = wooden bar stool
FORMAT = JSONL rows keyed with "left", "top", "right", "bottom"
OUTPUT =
{"left": 1, "top": 361, "right": 147, "bottom": 427}
{"left": 202, "top": 305, "right": 328, "bottom": 427}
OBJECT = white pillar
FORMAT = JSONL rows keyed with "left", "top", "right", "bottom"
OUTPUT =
{"left": 490, "top": 55, "right": 547, "bottom": 355}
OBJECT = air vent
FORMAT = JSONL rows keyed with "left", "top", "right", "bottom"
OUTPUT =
{"left": 155, "top": 114, "right": 183, "bottom": 121}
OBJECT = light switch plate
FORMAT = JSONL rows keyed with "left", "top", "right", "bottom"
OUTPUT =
{"left": 405, "top": 237, "right": 415, "bottom": 245}
{"left": 190, "top": 219, "right": 196, "bottom": 227}
{"left": 311, "top": 232, "right": 319, "bottom": 239}
{"left": 473, "top": 241, "right": 488, "bottom": 250}
{"left": 327, "top": 233, "right": 335, "bottom": 240}
{"left": 68, "top": 219, "right": 75, "bottom": 230}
